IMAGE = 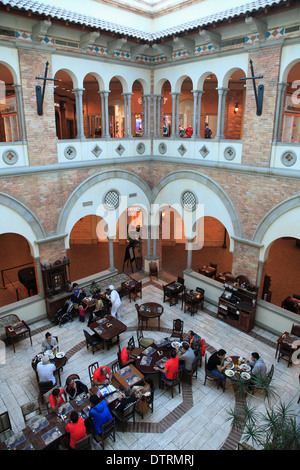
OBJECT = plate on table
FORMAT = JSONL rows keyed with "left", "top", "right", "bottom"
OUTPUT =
{"left": 241, "top": 372, "right": 251, "bottom": 380}
{"left": 56, "top": 352, "right": 65, "bottom": 358}
{"left": 239, "top": 363, "right": 251, "bottom": 372}
{"left": 171, "top": 341, "right": 182, "bottom": 348}
{"left": 225, "top": 361, "right": 234, "bottom": 370}
{"left": 225, "top": 369, "right": 235, "bottom": 377}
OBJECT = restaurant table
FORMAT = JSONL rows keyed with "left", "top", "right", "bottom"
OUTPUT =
{"left": 5, "top": 320, "right": 32, "bottom": 353}
{"left": 32, "top": 351, "right": 67, "bottom": 386}
{"left": 183, "top": 289, "right": 204, "bottom": 315}
{"left": 90, "top": 315, "right": 127, "bottom": 350}
{"left": 163, "top": 281, "right": 184, "bottom": 306}
{"left": 281, "top": 296, "right": 300, "bottom": 314}
{"left": 137, "top": 302, "right": 164, "bottom": 328}
{"left": 135, "top": 338, "right": 172, "bottom": 375}
{"left": 199, "top": 265, "right": 216, "bottom": 278}
{"left": 275, "top": 331, "right": 300, "bottom": 366}
{"left": 90, "top": 384, "right": 123, "bottom": 407}
{"left": 112, "top": 364, "right": 144, "bottom": 389}
{"left": 121, "top": 278, "right": 141, "bottom": 302}
{"left": 0, "top": 394, "right": 91, "bottom": 450}
{"left": 223, "top": 355, "right": 252, "bottom": 383}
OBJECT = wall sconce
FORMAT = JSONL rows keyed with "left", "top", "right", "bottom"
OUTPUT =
{"left": 234, "top": 103, "right": 239, "bottom": 114}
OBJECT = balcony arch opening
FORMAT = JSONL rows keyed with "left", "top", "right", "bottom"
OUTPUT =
{"left": 0, "top": 63, "right": 20, "bottom": 142}
{"left": 54, "top": 70, "right": 76, "bottom": 140}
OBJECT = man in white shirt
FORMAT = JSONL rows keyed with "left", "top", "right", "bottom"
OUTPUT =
{"left": 107, "top": 285, "right": 122, "bottom": 318}
{"left": 36, "top": 355, "right": 56, "bottom": 385}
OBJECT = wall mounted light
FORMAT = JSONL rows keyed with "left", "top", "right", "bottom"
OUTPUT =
{"left": 234, "top": 103, "right": 239, "bottom": 114}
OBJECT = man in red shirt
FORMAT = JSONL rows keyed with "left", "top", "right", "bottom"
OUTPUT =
{"left": 49, "top": 388, "right": 66, "bottom": 412}
{"left": 154, "top": 349, "right": 179, "bottom": 380}
{"left": 92, "top": 366, "right": 112, "bottom": 386}
{"left": 120, "top": 345, "right": 135, "bottom": 367}
{"left": 65, "top": 411, "right": 87, "bottom": 449}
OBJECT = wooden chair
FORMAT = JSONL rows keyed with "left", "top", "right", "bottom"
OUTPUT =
{"left": 128, "top": 335, "right": 143, "bottom": 358}
{"left": 112, "top": 403, "right": 136, "bottom": 433}
{"left": 136, "top": 389, "right": 154, "bottom": 418}
{"left": 38, "top": 380, "right": 55, "bottom": 404}
{"left": 75, "top": 434, "right": 93, "bottom": 450}
{"left": 149, "top": 262, "right": 158, "bottom": 280}
{"left": 183, "top": 293, "right": 201, "bottom": 316}
{"left": 128, "top": 335, "right": 135, "bottom": 349}
{"left": 160, "top": 370, "right": 182, "bottom": 398}
{"left": 182, "top": 355, "right": 200, "bottom": 385}
{"left": 83, "top": 329, "right": 103, "bottom": 354}
{"left": 129, "top": 281, "right": 142, "bottom": 302}
{"left": 0, "top": 411, "right": 14, "bottom": 443}
{"left": 93, "top": 418, "right": 116, "bottom": 449}
{"left": 209, "top": 263, "right": 217, "bottom": 278}
{"left": 196, "top": 287, "right": 205, "bottom": 309}
{"left": 171, "top": 319, "right": 184, "bottom": 341}
{"left": 21, "top": 401, "right": 41, "bottom": 426}
{"left": 251, "top": 364, "right": 275, "bottom": 395}
{"left": 204, "top": 354, "right": 225, "bottom": 392}
{"left": 88, "top": 361, "right": 99, "bottom": 386}
{"left": 277, "top": 340, "right": 295, "bottom": 367}
{"left": 136, "top": 327, "right": 154, "bottom": 348}
{"left": 111, "top": 359, "right": 120, "bottom": 374}
{"left": 291, "top": 324, "right": 300, "bottom": 337}
{"left": 177, "top": 276, "right": 184, "bottom": 285}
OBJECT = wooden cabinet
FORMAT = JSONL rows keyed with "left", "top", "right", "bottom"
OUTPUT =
{"left": 217, "top": 284, "right": 257, "bottom": 332}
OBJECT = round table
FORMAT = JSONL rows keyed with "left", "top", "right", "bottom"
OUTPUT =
{"left": 32, "top": 352, "right": 67, "bottom": 385}
{"left": 137, "top": 302, "right": 164, "bottom": 328}
{"left": 224, "top": 355, "right": 252, "bottom": 382}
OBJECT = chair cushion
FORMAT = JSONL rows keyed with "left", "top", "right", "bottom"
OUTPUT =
{"left": 139, "top": 338, "right": 154, "bottom": 348}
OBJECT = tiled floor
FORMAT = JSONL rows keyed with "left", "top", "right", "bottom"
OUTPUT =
{"left": 0, "top": 275, "right": 299, "bottom": 451}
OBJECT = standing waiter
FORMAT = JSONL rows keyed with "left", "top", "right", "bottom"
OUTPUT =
{"left": 107, "top": 285, "right": 123, "bottom": 318}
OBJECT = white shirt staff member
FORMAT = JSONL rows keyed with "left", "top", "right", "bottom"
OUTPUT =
{"left": 107, "top": 285, "right": 122, "bottom": 318}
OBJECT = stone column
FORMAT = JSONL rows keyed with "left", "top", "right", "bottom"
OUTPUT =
{"left": 185, "top": 237, "right": 195, "bottom": 272}
{"left": 103, "top": 91, "right": 111, "bottom": 138}
{"left": 156, "top": 95, "right": 162, "bottom": 137}
{"left": 122, "top": 92, "right": 128, "bottom": 137}
{"left": 107, "top": 236, "right": 115, "bottom": 271}
{"left": 176, "top": 93, "right": 181, "bottom": 138}
{"left": 153, "top": 95, "right": 158, "bottom": 138}
{"left": 273, "top": 82, "right": 288, "bottom": 143}
{"left": 147, "top": 95, "right": 151, "bottom": 136}
{"left": 73, "top": 88, "right": 85, "bottom": 139}
{"left": 170, "top": 92, "right": 177, "bottom": 138}
{"left": 197, "top": 91, "right": 203, "bottom": 137}
{"left": 13, "top": 84, "right": 26, "bottom": 142}
{"left": 127, "top": 93, "right": 133, "bottom": 138}
{"left": 215, "top": 87, "right": 228, "bottom": 140}
{"left": 192, "top": 90, "right": 198, "bottom": 140}
{"left": 99, "top": 91, "right": 106, "bottom": 137}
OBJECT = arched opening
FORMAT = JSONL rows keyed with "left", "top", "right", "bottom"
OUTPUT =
{"left": 260, "top": 237, "right": 300, "bottom": 309}
{"left": 201, "top": 73, "right": 218, "bottom": 138}
{"left": 83, "top": 73, "right": 102, "bottom": 138}
{"left": 179, "top": 77, "right": 193, "bottom": 138}
{"left": 131, "top": 80, "right": 144, "bottom": 137}
{"left": 281, "top": 62, "right": 300, "bottom": 142}
{"left": 54, "top": 70, "right": 76, "bottom": 139}
{"left": 0, "top": 233, "right": 38, "bottom": 307}
{"left": 0, "top": 64, "right": 20, "bottom": 142}
{"left": 108, "top": 77, "right": 124, "bottom": 138}
{"left": 161, "top": 80, "right": 172, "bottom": 137}
{"left": 224, "top": 69, "right": 246, "bottom": 140}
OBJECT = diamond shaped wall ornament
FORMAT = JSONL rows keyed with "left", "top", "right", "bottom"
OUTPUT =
{"left": 280, "top": 150, "right": 297, "bottom": 167}
{"left": 178, "top": 144, "right": 187, "bottom": 156}
{"left": 199, "top": 145, "right": 209, "bottom": 158}
{"left": 136, "top": 142, "right": 145, "bottom": 155}
{"left": 104, "top": 190, "right": 120, "bottom": 210}
{"left": 224, "top": 146, "right": 236, "bottom": 161}
{"left": 92, "top": 145, "right": 102, "bottom": 157}
{"left": 116, "top": 144, "right": 125, "bottom": 156}
{"left": 158, "top": 142, "right": 167, "bottom": 154}
{"left": 64, "top": 146, "right": 77, "bottom": 160}
{"left": 2, "top": 149, "right": 19, "bottom": 165}
{"left": 181, "top": 190, "right": 197, "bottom": 211}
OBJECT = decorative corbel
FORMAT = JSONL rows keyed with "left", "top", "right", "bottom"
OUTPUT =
{"left": 107, "top": 38, "right": 127, "bottom": 56}
{"left": 80, "top": 31, "right": 100, "bottom": 52}
{"left": 32, "top": 20, "right": 52, "bottom": 42}
{"left": 173, "top": 36, "right": 195, "bottom": 55}
{"left": 199, "top": 29, "right": 221, "bottom": 51}
{"left": 152, "top": 43, "right": 173, "bottom": 59}
{"left": 245, "top": 16, "right": 267, "bottom": 43}
{"left": 130, "top": 43, "right": 149, "bottom": 61}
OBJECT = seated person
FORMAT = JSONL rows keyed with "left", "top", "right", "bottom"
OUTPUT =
{"left": 207, "top": 349, "right": 227, "bottom": 386}
{"left": 64, "top": 377, "right": 89, "bottom": 400}
{"left": 90, "top": 281, "right": 100, "bottom": 296}
{"left": 114, "top": 386, "right": 137, "bottom": 414}
{"left": 88, "top": 294, "right": 105, "bottom": 326}
{"left": 154, "top": 348, "right": 179, "bottom": 381}
{"left": 65, "top": 411, "right": 87, "bottom": 450}
{"left": 92, "top": 366, "right": 112, "bottom": 386}
{"left": 247, "top": 352, "right": 267, "bottom": 376}
{"left": 176, "top": 341, "right": 195, "bottom": 373}
{"left": 88, "top": 394, "right": 113, "bottom": 435}
{"left": 187, "top": 330, "right": 201, "bottom": 356}
{"left": 132, "top": 377, "right": 153, "bottom": 399}
{"left": 120, "top": 345, "right": 135, "bottom": 367}
{"left": 41, "top": 332, "right": 58, "bottom": 353}
{"left": 36, "top": 355, "right": 56, "bottom": 385}
{"left": 49, "top": 388, "right": 66, "bottom": 413}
